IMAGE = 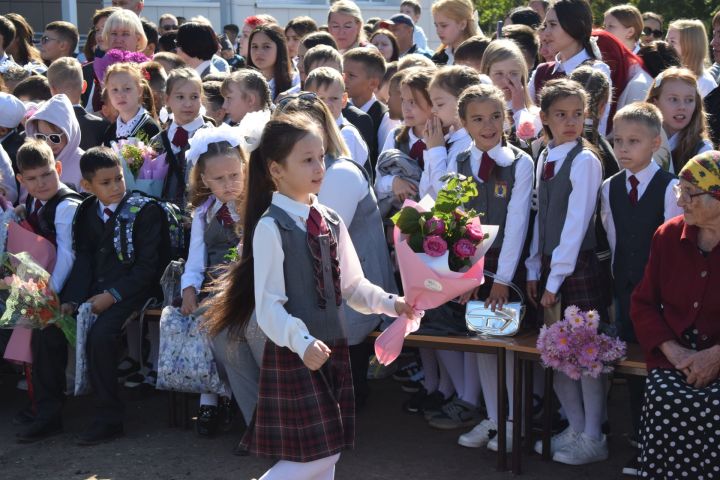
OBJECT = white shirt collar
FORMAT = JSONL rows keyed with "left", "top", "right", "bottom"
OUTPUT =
{"left": 407, "top": 126, "right": 422, "bottom": 146}
{"left": 335, "top": 114, "right": 344, "bottom": 127}
{"left": 625, "top": 160, "right": 659, "bottom": 184}
{"left": 98, "top": 199, "right": 120, "bottom": 219}
{"left": 270, "top": 191, "right": 318, "bottom": 221}
{"left": 632, "top": 43, "right": 641, "bottom": 55}
{"left": 195, "top": 60, "right": 213, "bottom": 76}
{"left": 444, "top": 46, "right": 454, "bottom": 66}
{"left": 546, "top": 140, "right": 580, "bottom": 162}
{"left": 116, "top": 107, "right": 147, "bottom": 138}
{"left": 447, "top": 127, "right": 467, "bottom": 145}
{"left": 470, "top": 141, "right": 515, "bottom": 167}
{"left": 668, "top": 132, "right": 680, "bottom": 151}
{"left": 358, "top": 94, "right": 378, "bottom": 113}
{"left": 170, "top": 115, "right": 206, "bottom": 136}
{"left": 552, "top": 49, "right": 591, "bottom": 74}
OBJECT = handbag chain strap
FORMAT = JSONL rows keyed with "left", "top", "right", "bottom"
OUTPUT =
{"left": 483, "top": 271, "right": 525, "bottom": 305}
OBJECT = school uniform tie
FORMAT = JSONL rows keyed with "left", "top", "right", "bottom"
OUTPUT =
{"left": 628, "top": 175, "right": 639, "bottom": 206}
{"left": 409, "top": 139, "right": 426, "bottom": 169}
{"left": 542, "top": 159, "right": 556, "bottom": 181}
{"left": 478, "top": 151, "right": 496, "bottom": 182}
{"left": 307, "top": 206, "right": 342, "bottom": 309}
{"left": 215, "top": 203, "right": 234, "bottom": 227}
{"left": 103, "top": 207, "right": 114, "bottom": 223}
{"left": 27, "top": 199, "right": 42, "bottom": 232}
{"left": 172, "top": 126, "right": 189, "bottom": 149}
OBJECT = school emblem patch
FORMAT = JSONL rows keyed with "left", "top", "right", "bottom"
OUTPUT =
{"left": 494, "top": 181, "right": 508, "bottom": 198}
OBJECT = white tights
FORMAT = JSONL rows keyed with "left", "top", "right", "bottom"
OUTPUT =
{"left": 553, "top": 373, "right": 607, "bottom": 440}
{"left": 260, "top": 453, "right": 340, "bottom": 480}
{"left": 476, "top": 351, "right": 515, "bottom": 424}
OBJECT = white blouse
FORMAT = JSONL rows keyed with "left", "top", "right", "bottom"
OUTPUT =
{"left": 253, "top": 192, "right": 398, "bottom": 357}
{"left": 421, "top": 127, "right": 472, "bottom": 200}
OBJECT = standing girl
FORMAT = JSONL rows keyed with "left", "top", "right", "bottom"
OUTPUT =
{"left": 526, "top": 79, "right": 608, "bottom": 466}
{"left": 101, "top": 63, "right": 161, "bottom": 146}
{"left": 646, "top": 67, "right": 714, "bottom": 174}
{"left": 221, "top": 69, "right": 272, "bottom": 125}
{"left": 206, "top": 113, "right": 413, "bottom": 479}
{"left": 152, "top": 68, "right": 214, "bottom": 205}
{"left": 529, "top": 0, "right": 612, "bottom": 135}
{"left": 444, "top": 84, "right": 533, "bottom": 448}
{"left": 430, "top": 0, "right": 478, "bottom": 66}
{"left": 666, "top": 19, "right": 718, "bottom": 97}
{"left": 247, "top": 24, "right": 298, "bottom": 102}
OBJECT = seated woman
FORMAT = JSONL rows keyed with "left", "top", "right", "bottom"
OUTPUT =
{"left": 631, "top": 150, "right": 720, "bottom": 479}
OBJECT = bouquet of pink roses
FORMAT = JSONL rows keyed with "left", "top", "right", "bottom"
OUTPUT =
{"left": 536, "top": 306, "right": 626, "bottom": 380}
{"left": 374, "top": 174, "right": 498, "bottom": 365}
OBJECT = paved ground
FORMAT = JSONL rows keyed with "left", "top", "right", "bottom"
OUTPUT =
{"left": 0, "top": 370, "right": 634, "bottom": 480}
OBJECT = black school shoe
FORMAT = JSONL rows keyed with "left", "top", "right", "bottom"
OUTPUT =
{"left": 12, "top": 405, "right": 36, "bottom": 426}
{"left": 196, "top": 405, "right": 219, "bottom": 437}
{"left": 218, "top": 398, "right": 236, "bottom": 433}
{"left": 16, "top": 417, "right": 63, "bottom": 443}
{"left": 622, "top": 454, "right": 640, "bottom": 477}
{"left": 76, "top": 421, "right": 124, "bottom": 446}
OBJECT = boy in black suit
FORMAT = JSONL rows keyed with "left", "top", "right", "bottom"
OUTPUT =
{"left": 47, "top": 57, "right": 108, "bottom": 151}
{"left": 17, "top": 147, "right": 164, "bottom": 445}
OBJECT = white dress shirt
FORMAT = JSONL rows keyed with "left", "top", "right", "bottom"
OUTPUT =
{"left": 43, "top": 185, "right": 80, "bottom": 293}
{"left": 319, "top": 156, "right": 369, "bottom": 226}
{"left": 527, "top": 49, "right": 613, "bottom": 135}
{"left": 358, "top": 94, "right": 400, "bottom": 150}
{"left": 616, "top": 65, "right": 653, "bottom": 112}
{"left": 525, "top": 141, "right": 603, "bottom": 294}
{"left": 376, "top": 126, "right": 423, "bottom": 195}
{"left": 600, "top": 162, "right": 682, "bottom": 264}
{"left": 253, "top": 192, "right": 398, "bottom": 357}
{"left": 194, "top": 60, "right": 214, "bottom": 77}
{"left": 413, "top": 25, "right": 429, "bottom": 51}
{"left": 98, "top": 200, "right": 119, "bottom": 222}
{"left": 167, "top": 115, "right": 207, "bottom": 154}
{"left": 181, "top": 197, "right": 241, "bottom": 293}
{"left": 422, "top": 127, "right": 472, "bottom": 199}
{"left": 466, "top": 142, "right": 534, "bottom": 285}
{"left": 336, "top": 115, "right": 369, "bottom": 169}
{"left": 115, "top": 107, "right": 148, "bottom": 139}
{"left": 698, "top": 69, "right": 718, "bottom": 98}
{"left": 659, "top": 132, "right": 715, "bottom": 174}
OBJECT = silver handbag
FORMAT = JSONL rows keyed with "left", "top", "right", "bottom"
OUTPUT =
{"left": 465, "top": 272, "right": 525, "bottom": 336}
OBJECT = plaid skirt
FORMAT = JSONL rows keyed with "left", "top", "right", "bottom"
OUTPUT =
{"left": 541, "top": 250, "right": 605, "bottom": 314}
{"left": 239, "top": 339, "right": 355, "bottom": 462}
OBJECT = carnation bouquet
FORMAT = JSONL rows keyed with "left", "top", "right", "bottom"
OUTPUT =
{"left": 374, "top": 174, "right": 498, "bottom": 365}
{"left": 110, "top": 137, "right": 167, "bottom": 197}
{"left": 0, "top": 252, "right": 76, "bottom": 345}
{"left": 536, "top": 306, "right": 626, "bottom": 380}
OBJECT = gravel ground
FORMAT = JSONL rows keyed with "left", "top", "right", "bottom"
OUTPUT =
{"left": 0, "top": 370, "right": 633, "bottom": 480}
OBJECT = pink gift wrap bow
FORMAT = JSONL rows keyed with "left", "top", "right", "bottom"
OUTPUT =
{"left": 374, "top": 199, "right": 489, "bottom": 365}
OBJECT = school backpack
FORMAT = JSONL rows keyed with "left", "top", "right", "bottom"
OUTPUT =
{"left": 25, "top": 186, "right": 84, "bottom": 245}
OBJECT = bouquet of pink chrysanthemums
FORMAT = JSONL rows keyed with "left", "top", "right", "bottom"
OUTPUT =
{"left": 536, "top": 306, "right": 626, "bottom": 380}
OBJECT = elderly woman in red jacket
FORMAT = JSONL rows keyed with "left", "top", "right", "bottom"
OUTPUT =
{"left": 631, "top": 150, "right": 720, "bottom": 479}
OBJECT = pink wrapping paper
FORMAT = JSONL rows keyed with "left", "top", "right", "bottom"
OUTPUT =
{"left": 374, "top": 199, "right": 491, "bottom": 365}
{"left": 3, "top": 327, "right": 32, "bottom": 364}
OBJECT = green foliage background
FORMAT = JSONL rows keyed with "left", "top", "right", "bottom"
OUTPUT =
{"left": 474, "top": 0, "right": 718, "bottom": 34}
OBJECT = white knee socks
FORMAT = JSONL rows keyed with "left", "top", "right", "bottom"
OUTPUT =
{"left": 553, "top": 373, "right": 606, "bottom": 439}
{"left": 436, "top": 350, "right": 466, "bottom": 399}
{"left": 476, "top": 352, "right": 515, "bottom": 424}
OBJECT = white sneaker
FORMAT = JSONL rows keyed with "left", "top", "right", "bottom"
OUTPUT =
{"left": 552, "top": 433, "right": 609, "bottom": 465}
{"left": 534, "top": 426, "right": 580, "bottom": 456}
{"left": 458, "top": 419, "right": 496, "bottom": 448}
{"left": 488, "top": 422, "right": 513, "bottom": 452}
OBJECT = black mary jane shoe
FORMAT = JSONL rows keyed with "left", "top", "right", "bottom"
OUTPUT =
{"left": 196, "top": 405, "right": 219, "bottom": 437}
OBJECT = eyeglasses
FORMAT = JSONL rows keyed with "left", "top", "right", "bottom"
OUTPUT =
{"left": 275, "top": 91, "right": 318, "bottom": 111}
{"left": 161, "top": 24, "right": 179, "bottom": 31}
{"left": 643, "top": 27, "right": 664, "bottom": 38}
{"left": 673, "top": 184, "right": 712, "bottom": 202}
{"left": 34, "top": 132, "right": 66, "bottom": 144}
{"left": 40, "top": 35, "right": 59, "bottom": 45}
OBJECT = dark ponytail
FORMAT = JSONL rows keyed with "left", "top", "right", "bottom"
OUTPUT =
{"left": 551, "top": 0, "right": 596, "bottom": 59}
{"left": 203, "top": 113, "right": 322, "bottom": 340}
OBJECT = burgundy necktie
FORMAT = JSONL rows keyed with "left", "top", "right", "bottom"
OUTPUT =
{"left": 172, "top": 126, "right": 189, "bottom": 149}
{"left": 542, "top": 160, "right": 556, "bottom": 181}
{"left": 409, "top": 139, "right": 426, "bottom": 169}
{"left": 215, "top": 203, "right": 234, "bottom": 227}
{"left": 478, "top": 151, "right": 496, "bottom": 182}
{"left": 27, "top": 199, "right": 42, "bottom": 232}
{"left": 104, "top": 207, "right": 114, "bottom": 223}
{"left": 628, "top": 175, "right": 639, "bottom": 206}
{"left": 307, "top": 206, "right": 342, "bottom": 309}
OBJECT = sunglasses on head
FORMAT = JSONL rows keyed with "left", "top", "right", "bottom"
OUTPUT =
{"left": 275, "top": 91, "right": 319, "bottom": 111}
{"left": 34, "top": 132, "right": 66, "bottom": 145}
{"left": 643, "top": 27, "right": 664, "bottom": 38}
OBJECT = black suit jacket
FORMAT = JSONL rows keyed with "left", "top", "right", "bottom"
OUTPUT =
{"left": 74, "top": 105, "right": 109, "bottom": 150}
{"left": 62, "top": 194, "right": 164, "bottom": 307}
{"left": 705, "top": 85, "right": 720, "bottom": 147}
{"left": 342, "top": 105, "right": 378, "bottom": 168}
{"left": 80, "top": 62, "right": 96, "bottom": 111}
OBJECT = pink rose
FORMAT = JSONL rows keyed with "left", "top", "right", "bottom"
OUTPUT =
{"left": 464, "top": 223, "right": 484, "bottom": 242}
{"left": 453, "top": 209, "right": 467, "bottom": 221}
{"left": 453, "top": 238, "right": 476, "bottom": 258}
{"left": 425, "top": 217, "right": 445, "bottom": 235}
{"left": 423, "top": 235, "right": 448, "bottom": 257}
{"left": 516, "top": 120, "right": 536, "bottom": 141}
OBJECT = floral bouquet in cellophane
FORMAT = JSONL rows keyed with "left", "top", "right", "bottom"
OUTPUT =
{"left": 374, "top": 174, "right": 498, "bottom": 365}
{"left": 537, "top": 306, "right": 626, "bottom": 380}
{"left": 0, "top": 252, "right": 75, "bottom": 345}
{"left": 110, "top": 137, "right": 167, "bottom": 197}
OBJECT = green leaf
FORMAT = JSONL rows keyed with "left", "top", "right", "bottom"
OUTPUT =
{"left": 408, "top": 232, "right": 424, "bottom": 252}
{"left": 394, "top": 207, "right": 422, "bottom": 234}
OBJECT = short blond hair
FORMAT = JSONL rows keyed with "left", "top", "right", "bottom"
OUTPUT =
{"left": 102, "top": 9, "right": 147, "bottom": 52}
{"left": 47, "top": 57, "right": 83, "bottom": 92}
{"left": 305, "top": 66, "right": 345, "bottom": 92}
{"left": 613, "top": 102, "right": 663, "bottom": 137}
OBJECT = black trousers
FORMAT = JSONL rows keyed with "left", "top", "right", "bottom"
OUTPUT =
{"left": 31, "top": 326, "right": 68, "bottom": 421}
{"left": 348, "top": 342, "right": 371, "bottom": 404}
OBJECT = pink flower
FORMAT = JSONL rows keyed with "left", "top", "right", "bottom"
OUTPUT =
{"left": 464, "top": 223, "right": 484, "bottom": 242}
{"left": 453, "top": 238, "right": 476, "bottom": 258}
{"left": 425, "top": 217, "right": 445, "bottom": 235}
{"left": 423, "top": 235, "right": 447, "bottom": 257}
{"left": 516, "top": 120, "right": 536, "bottom": 141}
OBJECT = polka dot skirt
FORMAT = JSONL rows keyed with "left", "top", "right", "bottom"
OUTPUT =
{"left": 638, "top": 331, "right": 720, "bottom": 478}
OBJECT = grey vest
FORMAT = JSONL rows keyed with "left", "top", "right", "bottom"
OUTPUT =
{"left": 538, "top": 140, "right": 598, "bottom": 256}
{"left": 456, "top": 146, "right": 523, "bottom": 250}
{"left": 609, "top": 169, "right": 673, "bottom": 287}
{"left": 324, "top": 155, "right": 398, "bottom": 344}
{"left": 264, "top": 203, "right": 347, "bottom": 343}
{"left": 204, "top": 212, "right": 240, "bottom": 268}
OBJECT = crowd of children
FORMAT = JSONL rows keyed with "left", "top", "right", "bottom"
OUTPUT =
{"left": 1, "top": 0, "right": 719, "bottom": 478}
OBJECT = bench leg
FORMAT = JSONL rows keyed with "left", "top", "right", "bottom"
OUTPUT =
{"left": 496, "top": 346, "right": 507, "bottom": 472}
{"left": 523, "top": 359, "right": 535, "bottom": 455}
{"left": 542, "top": 368, "right": 553, "bottom": 461}
{"left": 511, "top": 352, "right": 523, "bottom": 474}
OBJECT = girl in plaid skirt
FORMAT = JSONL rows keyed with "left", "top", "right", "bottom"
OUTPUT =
{"left": 525, "top": 79, "right": 609, "bottom": 466}
{"left": 205, "top": 113, "right": 415, "bottom": 479}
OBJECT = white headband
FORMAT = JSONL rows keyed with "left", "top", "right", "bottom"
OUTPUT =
{"left": 185, "top": 123, "right": 244, "bottom": 166}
